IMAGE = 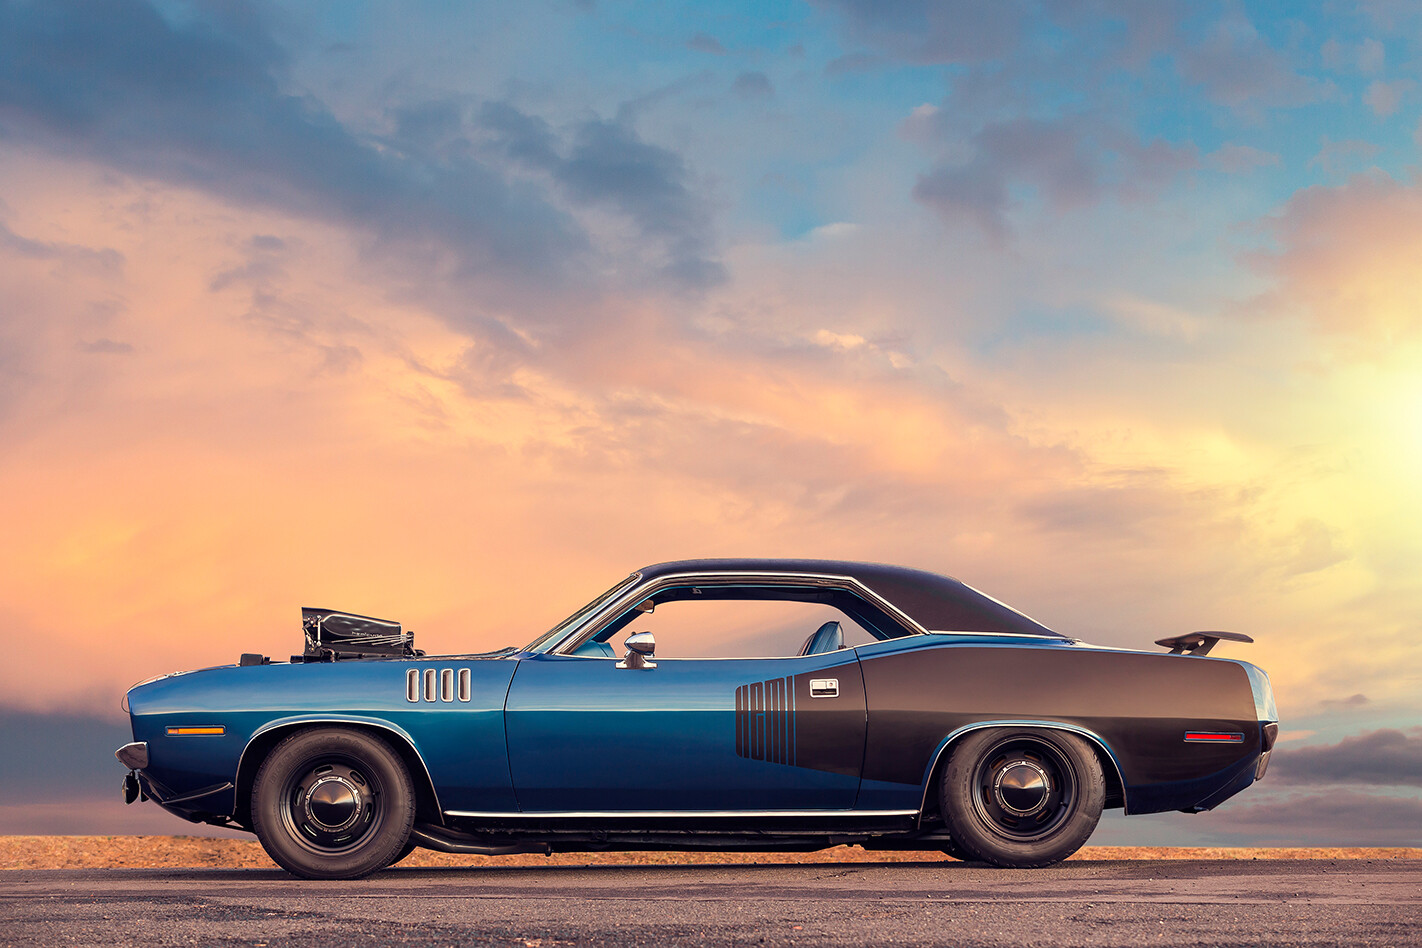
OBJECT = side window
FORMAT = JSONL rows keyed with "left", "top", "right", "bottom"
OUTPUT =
{"left": 612, "top": 598, "right": 875, "bottom": 659}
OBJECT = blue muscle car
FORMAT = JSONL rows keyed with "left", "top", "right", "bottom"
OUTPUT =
{"left": 116, "top": 559, "right": 1278, "bottom": 878}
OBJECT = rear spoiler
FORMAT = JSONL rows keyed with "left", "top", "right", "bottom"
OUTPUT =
{"left": 1154, "top": 630, "right": 1253, "bottom": 656}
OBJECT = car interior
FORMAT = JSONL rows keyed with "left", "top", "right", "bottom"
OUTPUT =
{"left": 564, "top": 582, "right": 913, "bottom": 659}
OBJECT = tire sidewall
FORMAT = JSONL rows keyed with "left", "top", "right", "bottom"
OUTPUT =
{"left": 939, "top": 727, "right": 1104, "bottom": 868}
{"left": 252, "top": 727, "right": 415, "bottom": 880}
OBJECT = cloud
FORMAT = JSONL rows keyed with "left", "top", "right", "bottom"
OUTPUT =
{"left": 478, "top": 103, "right": 725, "bottom": 289}
{"left": 75, "top": 338, "right": 133, "bottom": 355}
{"left": 0, "top": 707, "right": 247, "bottom": 835}
{"left": 822, "top": 2, "right": 1322, "bottom": 113}
{"left": 0, "top": 1, "right": 589, "bottom": 300}
{"left": 1307, "top": 138, "right": 1382, "bottom": 175}
{"left": 911, "top": 116, "right": 1197, "bottom": 240}
{"left": 1323, "top": 37, "right": 1386, "bottom": 74}
{"left": 0, "top": 0, "right": 725, "bottom": 321}
{"left": 1206, "top": 789, "right": 1422, "bottom": 845}
{"left": 824, "top": 52, "right": 882, "bottom": 76}
{"left": 1176, "top": 10, "right": 1328, "bottom": 110}
{"left": 686, "top": 32, "right": 726, "bottom": 55}
{"left": 0, "top": 708, "right": 130, "bottom": 803}
{"left": 1363, "top": 79, "right": 1411, "bottom": 117}
{"left": 814, "top": 0, "right": 1029, "bottom": 65}
{"left": 1207, "top": 143, "right": 1281, "bottom": 174}
{"left": 0, "top": 219, "right": 122, "bottom": 271}
{"left": 1320, "top": 693, "right": 1369, "bottom": 708}
{"left": 1271, "top": 728, "right": 1422, "bottom": 788}
{"left": 732, "top": 72, "right": 774, "bottom": 101}
{"left": 1250, "top": 171, "right": 1422, "bottom": 344}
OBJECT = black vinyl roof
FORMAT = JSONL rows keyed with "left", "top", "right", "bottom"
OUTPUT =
{"left": 636, "top": 559, "right": 1062, "bottom": 638}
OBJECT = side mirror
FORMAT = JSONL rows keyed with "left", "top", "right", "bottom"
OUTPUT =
{"left": 617, "top": 631, "right": 657, "bottom": 669}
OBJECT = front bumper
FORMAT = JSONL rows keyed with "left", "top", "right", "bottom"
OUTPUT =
{"left": 115, "top": 741, "right": 148, "bottom": 770}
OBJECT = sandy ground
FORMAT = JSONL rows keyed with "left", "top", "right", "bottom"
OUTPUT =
{"left": 2, "top": 836, "right": 1419, "bottom": 870}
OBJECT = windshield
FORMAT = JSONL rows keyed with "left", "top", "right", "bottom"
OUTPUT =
{"left": 523, "top": 573, "right": 640, "bottom": 653}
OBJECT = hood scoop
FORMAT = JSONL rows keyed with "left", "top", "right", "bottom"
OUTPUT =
{"left": 300, "top": 607, "right": 422, "bottom": 661}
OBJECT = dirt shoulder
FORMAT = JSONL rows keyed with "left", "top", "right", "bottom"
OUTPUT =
{"left": 2, "top": 836, "right": 1419, "bottom": 870}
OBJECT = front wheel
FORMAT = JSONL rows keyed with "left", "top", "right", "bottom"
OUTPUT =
{"left": 939, "top": 728, "right": 1104, "bottom": 868}
{"left": 251, "top": 727, "right": 415, "bottom": 879}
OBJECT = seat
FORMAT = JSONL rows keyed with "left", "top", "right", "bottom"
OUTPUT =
{"left": 797, "top": 621, "right": 843, "bottom": 656}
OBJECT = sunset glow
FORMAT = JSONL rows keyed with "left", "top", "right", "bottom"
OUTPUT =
{"left": 1, "top": 0, "right": 1420, "bottom": 844}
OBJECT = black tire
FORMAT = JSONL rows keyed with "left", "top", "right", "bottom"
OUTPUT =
{"left": 251, "top": 727, "right": 415, "bottom": 880}
{"left": 940, "top": 837, "right": 973, "bottom": 861}
{"left": 387, "top": 839, "right": 418, "bottom": 867}
{"left": 939, "top": 728, "right": 1104, "bottom": 869}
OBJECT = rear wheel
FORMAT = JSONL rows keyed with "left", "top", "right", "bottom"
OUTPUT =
{"left": 251, "top": 727, "right": 415, "bottom": 879}
{"left": 940, "top": 837, "right": 973, "bottom": 861}
{"left": 939, "top": 728, "right": 1104, "bottom": 868}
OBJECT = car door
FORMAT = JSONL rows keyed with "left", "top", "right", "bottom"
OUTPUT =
{"left": 504, "top": 648, "right": 867, "bottom": 812}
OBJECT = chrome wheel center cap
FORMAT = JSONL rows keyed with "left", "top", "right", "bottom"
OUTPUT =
{"left": 994, "top": 760, "right": 1051, "bottom": 815}
{"left": 304, "top": 775, "right": 362, "bottom": 831}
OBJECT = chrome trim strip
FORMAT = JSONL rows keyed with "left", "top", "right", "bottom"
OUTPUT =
{"left": 925, "top": 629, "right": 1066, "bottom": 640}
{"left": 235, "top": 715, "right": 444, "bottom": 819}
{"left": 443, "top": 808, "right": 919, "bottom": 819}
{"left": 916, "top": 720, "right": 1130, "bottom": 818}
{"left": 549, "top": 570, "right": 929, "bottom": 656}
{"left": 114, "top": 741, "right": 148, "bottom": 770}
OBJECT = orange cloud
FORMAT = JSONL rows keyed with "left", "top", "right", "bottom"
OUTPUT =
{"left": 1, "top": 149, "right": 1420, "bottom": 731}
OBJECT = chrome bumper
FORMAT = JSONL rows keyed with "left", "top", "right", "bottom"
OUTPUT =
{"left": 115, "top": 741, "right": 148, "bottom": 769}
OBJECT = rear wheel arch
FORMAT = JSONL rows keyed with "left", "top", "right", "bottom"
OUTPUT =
{"left": 938, "top": 726, "right": 1105, "bottom": 867}
{"left": 234, "top": 721, "right": 441, "bottom": 831}
{"left": 920, "top": 721, "right": 1126, "bottom": 824}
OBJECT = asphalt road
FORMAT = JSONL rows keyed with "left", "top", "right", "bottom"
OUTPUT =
{"left": 2, "top": 859, "right": 1419, "bottom": 948}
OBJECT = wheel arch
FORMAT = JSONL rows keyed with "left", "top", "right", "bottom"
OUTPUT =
{"left": 917, "top": 720, "right": 1126, "bottom": 823}
{"left": 233, "top": 716, "right": 442, "bottom": 831}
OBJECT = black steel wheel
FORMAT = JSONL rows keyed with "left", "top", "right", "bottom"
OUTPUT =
{"left": 251, "top": 727, "right": 415, "bottom": 879}
{"left": 939, "top": 728, "right": 1104, "bottom": 868}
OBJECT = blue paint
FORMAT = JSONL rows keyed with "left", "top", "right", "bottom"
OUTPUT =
{"left": 504, "top": 652, "right": 864, "bottom": 811}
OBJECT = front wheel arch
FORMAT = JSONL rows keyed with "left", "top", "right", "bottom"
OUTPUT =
{"left": 251, "top": 726, "right": 416, "bottom": 878}
{"left": 235, "top": 721, "right": 441, "bottom": 831}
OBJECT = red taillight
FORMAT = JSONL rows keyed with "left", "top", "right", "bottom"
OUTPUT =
{"left": 1183, "top": 731, "right": 1244, "bottom": 743}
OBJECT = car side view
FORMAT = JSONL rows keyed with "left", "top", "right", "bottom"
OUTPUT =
{"left": 116, "top": 559, "right": 1278, "bottom": 879}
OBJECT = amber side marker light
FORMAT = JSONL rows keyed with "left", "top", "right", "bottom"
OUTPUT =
{"left": 1183, "top": 731, "right": 1244, "bottom": 743}
{"left": 166, "top": 726, "right": 226, "bottom": 736}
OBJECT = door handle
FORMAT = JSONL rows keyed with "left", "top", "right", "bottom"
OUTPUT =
{"left": 809, "top": 678, "right": 839, "bottom": 698}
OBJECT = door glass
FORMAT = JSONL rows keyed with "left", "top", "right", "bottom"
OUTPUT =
{"left": 614, "top": 599, "right": 874, "bottom": 659}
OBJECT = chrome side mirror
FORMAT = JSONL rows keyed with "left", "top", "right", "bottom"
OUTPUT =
{"left": 617, "top": 631, "right": 657, "bottom": 669}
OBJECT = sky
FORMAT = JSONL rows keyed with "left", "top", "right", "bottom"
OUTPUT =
{"left": 0, "top": 0, "right": 1420, "bottom": 846}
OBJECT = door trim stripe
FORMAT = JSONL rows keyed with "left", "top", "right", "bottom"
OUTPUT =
{"left": 443, "top": 808, "right": 918, "bottom": 819}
